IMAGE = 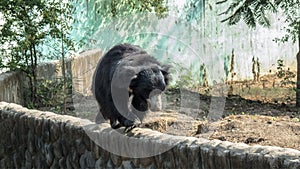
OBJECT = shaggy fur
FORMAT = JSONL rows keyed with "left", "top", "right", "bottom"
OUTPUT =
{"left": 92, "top": 43, "right": 169, "bottom": 130}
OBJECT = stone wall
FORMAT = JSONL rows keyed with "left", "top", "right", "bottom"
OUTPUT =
{"left": 1, "top": 102, "right": 300, "bottom": 169}
{"left": 0, "top": 49, "right": 102, "bottom": 105}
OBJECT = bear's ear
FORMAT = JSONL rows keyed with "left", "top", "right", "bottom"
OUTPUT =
{"left": 161, "top": 65, "right": 170, "bottom": 75}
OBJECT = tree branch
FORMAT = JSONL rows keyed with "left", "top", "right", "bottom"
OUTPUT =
{"left": 216, "top": 0, "right": 228, "bottom": 5}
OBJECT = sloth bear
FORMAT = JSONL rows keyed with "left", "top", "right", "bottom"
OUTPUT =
{"left": 92, "top": 43, "right": 169, "bottom": 131}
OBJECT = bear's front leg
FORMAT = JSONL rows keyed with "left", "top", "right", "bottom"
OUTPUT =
{"left": 117, "top": 115, "right": 136, "bottom": 132}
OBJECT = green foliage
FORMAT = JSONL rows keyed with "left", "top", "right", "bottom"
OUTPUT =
{"left": 0, "top": 0, "right": 75, "bottom": 109}
{"left": 276, "top": 59, "right": 296, "bottom": 86}
{"left": 276, "top": 59, "right": 285, "bottom": 78}
{"left": 24, "top": 78, "right": 72, "bottom": 113}
{"left": 272, "top": 1, "right": 300, "bottom": 44}
{"left": 223, "top": 49, "right": 236, "bottom": 83}
{"left": 99, "top": 0, "right": 168, "bottom": 18}
{"left": 170, "top": 61, "right": 208, "bottom": 90}
{"left": 0, "top": 0, "right": 74, "bottom": 68}
{"left": 217, "top": 0, "right": 300, "bottom": 42}
{"left": 171, "top": 62, "right": 198, "bottom": 89}
{"left": 199, "top": 63, "right": 208, "bottom": 87}
{"left": 71, "top": 0, "right": 168, "bottom": 49}
{"left": 217, "top": 0, "right": 277, "bottom": 28}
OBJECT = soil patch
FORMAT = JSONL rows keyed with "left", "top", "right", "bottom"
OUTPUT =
{"left": 142, "top": 111, "right": 300, "bottom": 151}
{"left": 68, "top": 74, "right": 300, "bottom": 151}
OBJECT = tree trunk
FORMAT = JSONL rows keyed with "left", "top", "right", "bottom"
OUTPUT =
{"left": 32, "top": 45, "right": 38, "bottom": 104}
{"left": 296, "top": 52, "right": 300, "bottom": 107}
{"left": 29, "top": 46, "right": 35, "bottom": 103}
{"left": 61, "top": 33, "right": 67, "bottom": 114}
{"left": 296, "top": 26, "right": 300, "bottom": 107}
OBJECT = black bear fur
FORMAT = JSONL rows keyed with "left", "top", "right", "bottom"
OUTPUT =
{"left": 92, "top": 43, "right": 169, "bottom": 130}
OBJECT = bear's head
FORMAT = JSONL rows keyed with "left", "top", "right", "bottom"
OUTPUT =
{"left": 130, "top": 66, "right": 169, "bottom": 100}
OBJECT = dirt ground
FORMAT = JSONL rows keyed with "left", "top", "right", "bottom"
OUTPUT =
{"left": 141, "top": 109, "right": 300, "bottom": 151}
{"left": 70, "top": 73, "right": 300, "bottom": 151}
{"left": 141, "top": 73, "right": 300, "bottom": 151}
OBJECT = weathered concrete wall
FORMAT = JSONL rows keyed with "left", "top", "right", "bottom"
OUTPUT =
{"left": 69, "top": 49, "right": 101, "bottom": 96}
{"left": 36, "top": 49, "right": 102, "bottom": 96}
{"left": 0, "top": 71, "right": 25, "bottom": 105}
{"left": 1, "top": 102, "right": 300, "bottom": 169}
{"left": 0, "top": 49, "right": 102, "bottom": 105}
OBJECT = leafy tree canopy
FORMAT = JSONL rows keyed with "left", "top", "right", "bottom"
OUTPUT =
{"left": 0, "top": 0, "right": 75, "bottom": 108}
{"left": 0, "top": 0, "right": 74, "bottom": 71}
{"left": 217, "top": 0, "right": 300, "bottom": 43}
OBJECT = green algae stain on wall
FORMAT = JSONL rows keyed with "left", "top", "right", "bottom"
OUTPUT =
{"left": 70, "top": 0, "right": 297, "bottom": 87}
